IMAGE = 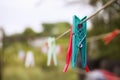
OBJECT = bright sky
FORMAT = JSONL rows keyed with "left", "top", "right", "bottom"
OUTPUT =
{"left": 0, "top": 0, "right": 94, "bottom": 36}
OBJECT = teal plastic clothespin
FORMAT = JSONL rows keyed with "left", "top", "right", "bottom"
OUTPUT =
{"left": 47, "top": 37, "right": 57, "bottom": 66}
{"left": 72, "top": 15, "right": 87, "bottom": 68}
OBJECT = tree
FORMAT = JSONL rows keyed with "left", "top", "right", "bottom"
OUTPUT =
{"left": 23, "top": 27, "right": 37, "bottom": 37}
{"left": 88, "top": 0, "right": 120, "bottom": 59}
{"left": 41, "top": 22, "right": 70, "bottom": 36}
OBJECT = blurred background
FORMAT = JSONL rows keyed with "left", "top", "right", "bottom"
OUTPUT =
{"left": 0, "top": 0, "right": 120, "bottom": 80}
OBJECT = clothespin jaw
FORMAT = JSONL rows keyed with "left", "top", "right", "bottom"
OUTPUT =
{"left": 72, "top": 15, "right": 87, "bottom": 69}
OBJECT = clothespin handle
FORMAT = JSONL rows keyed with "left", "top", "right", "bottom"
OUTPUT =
{"left": 63, "top": 27, "right": 72, "bottom": 72}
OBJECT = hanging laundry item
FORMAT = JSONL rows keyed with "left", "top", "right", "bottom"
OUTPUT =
{"left": 63, "top": 26, "right": 72, "bottom": 72}
{"left": 47, "top": 37, "right": 57, "bottom": 66}
{"left": 25, "top": 51, "right": 35, "bottom": 68}
{"left": 72, "top": 15, "right": 89, "bottom": 71}
{"left": 103, "top": 29, "right": 120, "bottom": 45}
{"left": 18, "top": 49, "right": 25, "bottom": 62}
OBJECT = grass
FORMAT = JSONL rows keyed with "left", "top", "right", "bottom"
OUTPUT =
{"left": 3, "top": 38, "right": 77, "bottom": 80}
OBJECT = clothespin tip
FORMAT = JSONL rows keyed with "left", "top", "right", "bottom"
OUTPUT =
{"left": 85, "top": 65, "right": 89, "bottom": 72}
{"left": 63, "top": 64, "right": 69, "bottom": 72}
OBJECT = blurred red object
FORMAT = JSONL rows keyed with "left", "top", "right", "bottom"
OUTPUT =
{"left": 85, "top": 70, "right": 120, "bottom": 80}
{"left": 45, "top": 42, "right": 48, "bottom": 48}
{"left": 103, "top": 29, "right": 120, "bottom": 45}
{"left": 63, "top": 27, "right": 72, "bottom": 72}
{"left": 85, "top": 65, "right": 89, "bottom": 72}
{"left": 101, "top": 70, "right": 120, "bottom": 80}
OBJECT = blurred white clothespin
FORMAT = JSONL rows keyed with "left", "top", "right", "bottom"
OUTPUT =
{"left": 47, "top": 37, "right": 57, "bottom": 66}
{"left": 25, "top": 51, "right": 35, "bottom": 68}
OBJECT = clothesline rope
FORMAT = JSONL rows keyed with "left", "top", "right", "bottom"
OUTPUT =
{"left": 55, "top": 0, "right": 116, "bottom": 40}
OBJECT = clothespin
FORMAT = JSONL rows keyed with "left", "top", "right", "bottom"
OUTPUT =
{"left": 63, "top": 26, "right": 72, "bottom": 72}
{"left": 103, "top": 29, "right": 120, "bottom": 45}
{"left": 47, "top": 37, "right": 57, "bottom": 66}
{"left": 72, "top": 15, "right": 87, "bottom": 69}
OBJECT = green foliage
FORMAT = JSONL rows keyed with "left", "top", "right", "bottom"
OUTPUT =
{"left": 89, "top": 0, "right": 112, "bottom": 6}
{"left": 89, "top": 0, "right": 98, "bottom": 6}
{"left": 88, "top": 0, "right": 120, "bottom": 59}
{"left": 42, "top": 22, "right": 70, "bottom": 36}
{"left": 3, "top": 37, "right": 77, "bottom": 80}
{"left": 41, "top": 23, "right": 55, "bottom": 36}
{"left": 23, "top": 27, "right": 36, "bottom": 37}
